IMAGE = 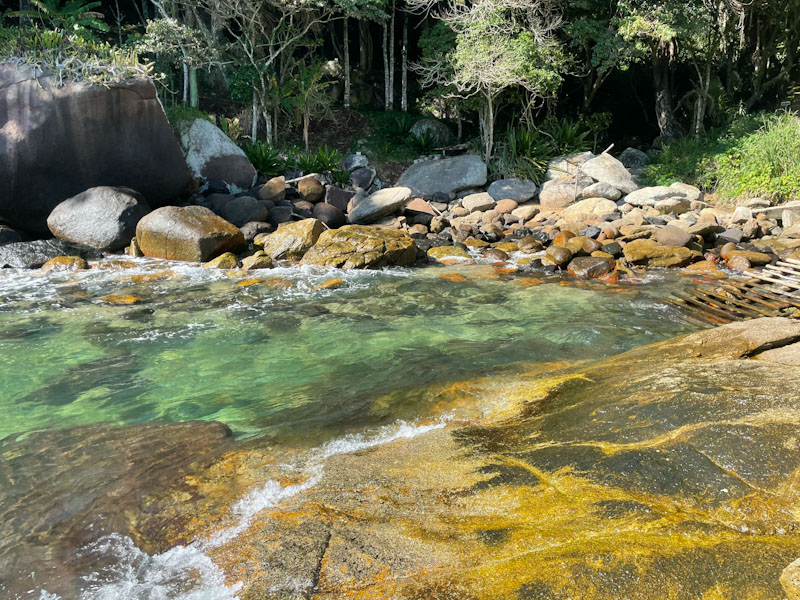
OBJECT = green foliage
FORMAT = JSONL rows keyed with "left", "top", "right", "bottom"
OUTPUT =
{"left": 646, "top": 112, "right": 800, "bottom": 202}
{"left": 411, "top": 130, "right": 437, "bottom": 153}
{"left": 495, "top": 117, "right": 593, "bottom": 184}
{"left": 287, "top": 146, "right": 344, "bottom": 174}
{"left": 8, "top": 0, "right": 109, "bottom": 34}
{"left": 390, "top": 113, "right": 415, "bottom": 137}
{"left": 331, "top": 168, "right": 352, "bottom": 187}
{"left": 136, "top": 18, "right": 217, "bottom": 70}
{"left": 163, "top": 104, "right": 213, "bottom": 127}
{"left": 0, "top": 26, "right": 150, "bottom": 85}
{"left": 312, "top": 145, "right": 345, "bottom": 172}
{"left": 243, "top": 141, "right": 284, "bottom": 176}
{"left": 354, "top": 110, "right": 424, "bottom": 163}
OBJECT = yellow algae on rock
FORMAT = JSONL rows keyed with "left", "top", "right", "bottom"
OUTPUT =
{"left": 129, "top": 318, "right": 800, "bottom": 600}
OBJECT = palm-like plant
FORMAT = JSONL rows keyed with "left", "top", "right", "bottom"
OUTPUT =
{"left": 286, "top": 60, "right": 333, "bottom": 153}
{"left": 10, "top": 0, "right": 109, "bottom": 33}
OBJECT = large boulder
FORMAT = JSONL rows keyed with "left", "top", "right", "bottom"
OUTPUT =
{"left": 562, "top": 197, "right": 617, "bottom": 222}
{"left": 409, "top": 118, "right": 455, "bottom": 147}
{"left": 546, "top": 151, "right": 594, "bottom": 181}
{"left": 46, "top": 186, "right": 150, "bottom": 251}
{"left": 260, "top": 218, "right": 325, "bottom": 260}
{"left": 177, "top": 118, "right": 256, "bottom": 190}
{"left": 300, "top": 225, "right": 416, "bottom": 269}
{"left": 539, "top": 176, "right": 593, "bottom": 209}
{"left": 487, "top": 178, "right": 538, "bottom": 202}
{"left": 581, "top": 153, "right": 639, "bottom": 194}
{"left": 0, "top": 239, "right": 103, "bottom": 269}
{"left": 397, "top": 156, "right": 487, "bottom": 198}
{"left": 222, "top": 196, "right": 268, "bottom": 227}
{"left": 624, "top": 186, "right": 688, "bottom": 207}
{"left": 348, "top": 187, "right": 413, "bottom": 224}
{"left": 0, "top": 65, "right": 192, "bottom": 234}
{"left": 135, "top": 206, "right": 245, "bottom": 262}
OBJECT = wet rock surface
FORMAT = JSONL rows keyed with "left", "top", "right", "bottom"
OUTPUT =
{"left": 0, "top": 420, "right": 234, "bottom": 598}
{"left": 132, "top": 318, "right": 800, "bottom": 600}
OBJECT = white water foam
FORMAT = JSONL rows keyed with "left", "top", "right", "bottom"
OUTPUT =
{"left": 38, "top": 418, "right": 447, "bottom": 600}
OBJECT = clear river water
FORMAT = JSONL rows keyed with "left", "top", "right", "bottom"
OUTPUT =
{"left": 0, "top": 259, "right": 703, "bottom": 599}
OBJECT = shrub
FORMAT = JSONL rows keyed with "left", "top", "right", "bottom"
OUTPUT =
{"left": 243, "top": 141, "right": 283, "bottom": 176}
{"left": 646, "top": 112, "right": 800, "bottom": 202}
{"left": 0, "top": 26, "right": 151, "bottom": 85}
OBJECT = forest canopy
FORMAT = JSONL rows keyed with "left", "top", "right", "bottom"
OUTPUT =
{"left": 2, "top": 0, "right": 799, "bottom": 196}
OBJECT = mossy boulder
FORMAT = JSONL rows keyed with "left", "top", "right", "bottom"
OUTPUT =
{"left": 40, "top": 256, "right": 89, "bottom": 273}
{"left": 136, "top": 206, "right": 245, "bottom": 262}
{"left": 259, "top": 218, "right": 325, "bottom": 261}
{"left": 427, "top": 245, "right": 472, "bottom": 262}
{"left": 623, "top": 238, "right": 697, "bottom": 267}
{"left": 300, "top": 225, "right": 416, "bottom": 269}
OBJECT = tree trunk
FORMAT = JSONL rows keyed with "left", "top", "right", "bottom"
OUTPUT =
{"left": 480, "top": 91, "right": 495, "bottom": 160}
{"left": 359, "top": 20, "right": 371, "bottom": 72}
{"left": 303, "top": 111, "right": 310, "bottom": 153}
{"left": 251, "top": 90, "right": 259, "bottom": 141}
{"left": 653, "top": 40, "right": 680, "bottom": 139}
{"left": 343, "top": 18, "right": 351, "bottom": 109}
{"left": 382, "top": 22, "right": 390, "bottom": 111}
{"left": 401, "top": 11, "right": 408, "bottom": 112}
{"left": 182, "top": 63, "right": 189, "bottom": 104}
{"left": 388, "top": 1, "right": 395, "bottom": 110}
{"left": 142, "top": 0, "right": 150, "bottom": 20}
{"left": 273, "top": 106, "right": 279, "bottom": 145}
{"left": 263, "top": 108, "right": 272, "bottom": 147}
{"left": 189, "top": 67, "right": 199, "bottom": 108}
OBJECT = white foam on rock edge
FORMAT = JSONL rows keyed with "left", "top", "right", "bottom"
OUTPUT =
{"left": 38, "top": 418, "right": 448, "bottom": 600}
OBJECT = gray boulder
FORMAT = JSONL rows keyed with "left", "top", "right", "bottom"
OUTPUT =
{"left": 618, "top": 148, "right": 650, "bottom": 169}
{"left": 409, "top": 119, "right": 455, "bottom": 147}
{"left": 351, "top": 167, "right": 377, "bottom": 192}
{"left": 0, "top": 65, "right": 192, "bottom": 234}
{"left": 348, "top": 187, "right": 413, "bottom": 224}
{"left": 539, "top": 176, "right": 594, "bottom": 209}
{"left": 47, "top": 186, "right": 151, "bottom": 251}
{"left": 0, "top": 239, "right": 103, "bottom": 269}
{"left": 397, "top": 155, "right": 487, "bottom": 198}
{"left": 581, "top": 153, "right": 639, "bottom": 194}
{"left": 341, "top": 153, "right": 369, "bottom": 172}
{"left": 655, "top": 225, "right": 693, "bottom": 247}
{"left": 177, "top": 118, "right": 256, "bottom": 189}
{"left": 0, "top": 225, "right": 22, "bottom": 246}
{"left": 223, "top": 196, "right": 268, "bottom": 227}
{"left": 624, "top": 186, "right": 687, "bottom": 207}
{"left": 546, "top": 152, "right": 594, "bottom": 181}
{"left": 487, "top": 178, "right": 538, "bottom": 202}
{"left": 581, "top": 181, "right": 622, "bottom": 201}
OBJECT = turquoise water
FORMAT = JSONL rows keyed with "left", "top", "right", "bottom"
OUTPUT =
{"left": 0, "top": 258, "right": 706, "bottom": 599}
{"left": 0, "top": 259, "right": 698, "bottom": 446}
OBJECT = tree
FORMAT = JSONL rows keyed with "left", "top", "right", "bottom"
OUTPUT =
{"left": 9, "top": 0, "right": 109, "bottom": 34}
{"left": 412, "top": 0, "right": 564, "bottom": 160}
{"left": 287, "top": 59, "right": 333, "bottom": 152}
{"left": 193, "top": 0, "right": 340, "bottom": 141}
{"left": 562, "top": 0, "right": 635, "bottom": 111}
{"left": 136, "top": 17, "right": 218, "bottom": 107}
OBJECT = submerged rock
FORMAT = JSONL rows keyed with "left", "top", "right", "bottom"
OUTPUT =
{"left": 0, "top": 420, "right": 233, "bottom": 598}
{"left": 300, "top": 225, "right": 416, "bottom": 269}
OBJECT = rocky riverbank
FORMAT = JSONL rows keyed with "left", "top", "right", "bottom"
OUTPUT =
{"left": 70, "top": 317, "right": 800, "bottom": 600}
{"left": 2, "top": 107, "right": 800, "bottom": 283}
